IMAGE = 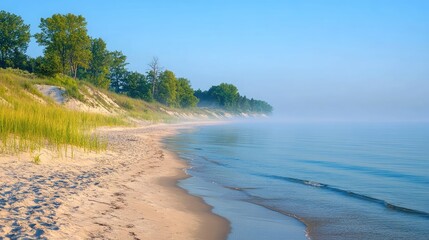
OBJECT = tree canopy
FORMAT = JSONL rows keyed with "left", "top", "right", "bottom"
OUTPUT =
{"left": 83, "top": 37, "right": 111, "bottom": 89}
{"left": 177, "top": 78, "right": 198, "bottom": 108}
{"left": 157, "top": 70, "right": 178, "bottom": 107}
{"left": 195, "top": 83, "right": 273, "bottom": 114}
{"left": 123, "top": 71, "right": 153, "bottom": 101}
{"left": 0, "top": 10, "right": 31, "bottom": 69}
{"left": 108, "top": 51, "right": 128, "bottom": 93}
{"left": 1, "top": 11, "right": 273, "bottom": 114}
{"left": 35, "top": 13, "right": 91, "bottom": 78}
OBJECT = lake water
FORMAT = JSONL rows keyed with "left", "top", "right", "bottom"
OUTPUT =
{"left": 164, "top": 120, "right": 429, "bottom": 240}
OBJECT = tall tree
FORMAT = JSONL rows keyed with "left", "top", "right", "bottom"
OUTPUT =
{"left": 108, "top": 51, "right": 128, "bottom": 93}
{"left": 176, "top": 78, "right": 198, "bottom": 108}
{"left": 123, "top": 71, "right": 152, "bottom": 101}
{"left": 147, "top": 57, "right": 162, "bottom": 98}
{"left": 35, "top": 13, "right": 91, "bottom": 78}
{"left": 208, "top": 83, "right": 239, "bottom": 110}
{"left": 0, "top": 11, "right": 31, "bottom": 68}
{"left": 85, "top": 38, "right": 111, "bottom": 89}
{"left": 157, "top": 70, "right": 177, "bottom": 107}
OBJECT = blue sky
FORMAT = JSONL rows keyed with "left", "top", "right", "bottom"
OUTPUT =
{"left": 1, "top": 0, "right": 429, "bottom": 121}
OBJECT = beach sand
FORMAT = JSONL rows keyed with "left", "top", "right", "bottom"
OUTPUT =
{"left": 0, "top": 123, "right": 229, "bottom": 239}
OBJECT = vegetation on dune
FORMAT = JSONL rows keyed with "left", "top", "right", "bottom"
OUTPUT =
{"left": 0, "top": 69, "right": 124, "bottom": 154}
{"left": 0, "top": 10, "right": 274, "bottom": 154}
{"left": 1, "top": 11, "right": 273, "bottom": 114}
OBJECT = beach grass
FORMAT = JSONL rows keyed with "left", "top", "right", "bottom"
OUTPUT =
{"left": 103, "top": 89, "right": 173, "bottom": 122}
{"left": 0, "top": 68, "right": 125, "bottom": 154}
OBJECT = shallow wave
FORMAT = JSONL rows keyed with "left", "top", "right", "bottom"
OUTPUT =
{"left": 246, "top": 198, "right": 312, "bottom": 240}
{"left": 255, "top": 173, "right": 429, "bottom": 219}
{"left": 200, "top": 156, "right": 230, "bottom": 167}
{"left": 296, "top": 159, "right": 429, "bottom": 185}
{"left": 193, "top": 153, "right": 429, "bottom": 219}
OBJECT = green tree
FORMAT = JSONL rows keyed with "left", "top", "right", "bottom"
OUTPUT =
{"left": 238, "top": 95, "right": 251, "bottom": 112}
{"left": 208, "top": 83, "right": 239, "bottom": 110}
{"left": 85, "top": 38, "right": 111, "bottom": 89}
{"left": 33, "top": 56, "right": 58, "bottom": 76}
{"left": 176, "top": 78, "right": 198, "bottom": 108}
{"left": 249, "top": 99, "right": 273, "bottom": 113}
{"left": 157, "top": 70, "right": 177, "bottom": 107}
{"left": 124, "top": 71, "right": 153, "bottom": 101}
{"left": 108, "top": 51, "right": 128, "bottom": 93}
{"left": 35, "top": 13, "right": 91, "bottom": 78}
{"left": 0, "top": 11, "right": 31, "bottom": 68}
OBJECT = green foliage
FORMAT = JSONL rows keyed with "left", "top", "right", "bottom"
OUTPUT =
{"left": 195, "top": 83, "right": 273, "bottom": 114}
{"left": 83, "top": 38, "right": 111, "bottom": 89}
{"left": 123, "top": 71, "right": 153, "bottom": 101}
{"left": 0, "top": 11, "right": 31, "bottom": 69}
{"left": 176, "top": 78, "right": 198, "bottom": 108}
{"left": 53, "top": 74, "right": 85, "bottom": 101}
{"left": 208, "top": 83, "right": 239, "bottom": 110}
{"left": 32, "top": 56, "right": 58, "bottom": 77}
{"left": 117, "top": 99, "right": 134, "bottom": 110}
{"left": 0, "top": 69, "right": 124, "bottom": 154}
{"left": 157, "top": 70, "right": 177, "bottom": 107}
{"left": 35, "top": 13, "right": 91, "bottom": 78}
{"left": 103, "top": 90, "right": 171, "bottom": 122}
{"left": 0, "top": 10, "right": 273, "bottom": 114}
{"left": 108, "top": 51, "right": 128, "bottom": 93}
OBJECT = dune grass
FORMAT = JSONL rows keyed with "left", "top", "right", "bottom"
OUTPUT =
{"left": 102, "top": 88, "right": 173, "bottom": 122}
{"left": 0, "top": 68, "right": 124, "bottom": 154}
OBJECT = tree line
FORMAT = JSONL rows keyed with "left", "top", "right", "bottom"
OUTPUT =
{"left": 195, "top": 83, "right": 273, "bottom": 113}
{"left": 0, "top": 10, "right": 272, "bottom": 113}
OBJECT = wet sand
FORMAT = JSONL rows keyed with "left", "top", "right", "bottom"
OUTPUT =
{"left": 0, "top": 122, "right": 230, "bottom": 239}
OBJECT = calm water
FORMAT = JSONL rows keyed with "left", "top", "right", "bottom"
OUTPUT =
{"left": 164, "top": 121, "right": 429, "bottom": 240}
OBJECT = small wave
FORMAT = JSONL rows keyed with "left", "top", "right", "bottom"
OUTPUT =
{"left": 224, "top": 186, "right": 260, "bottom": 192}
{"left": 256, "top": 173, "right": 429, "bottom": 219}
{"left": 303, "top": 181, "right": 323, "bottom": 187}
{"left": 200, "top": 156, "right": 230, "bottom": 167}
{"left": 297, "top": 159, "right": 429, "bottom": 185}
{"left": 245, "top": 198, "right": 312, "bottom": 240}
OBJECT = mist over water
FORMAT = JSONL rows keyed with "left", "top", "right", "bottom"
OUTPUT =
{"left": 165, "top": 120, "right": 429, "bottom": 240}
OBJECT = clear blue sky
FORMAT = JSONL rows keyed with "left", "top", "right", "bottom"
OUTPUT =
{"left": 2, "top": 0, "right": 429, "bottom": 121}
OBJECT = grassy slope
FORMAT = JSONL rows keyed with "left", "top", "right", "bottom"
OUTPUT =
{"left": 0, "top": 68, "right": 171, "bottom": 154}
{"left": 0, "top": 68, "right": 245, "bottom": 155}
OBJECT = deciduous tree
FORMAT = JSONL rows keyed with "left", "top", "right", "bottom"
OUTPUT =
{"left": 108, "top": 51, "right": 128, "bottom": 93}
{"left": 0, "top": 11, "right": 30, "bottom": 68}
{"left": 177, "top": 78, "right": 198, "bottom": 108}
{"left": 157, "top": 70, "right": 177, "bottom": 107}
{"left": 124, "top": 71, "right": 152, "bottom": 101}
{"left": 35, "top": 13, "right": 91, "bottom": 78}
{"left": 85, "top": 38, "right": 111, "bottom": 89}
{"left": 208, "top": 83, "right": 239, "bottom": 110}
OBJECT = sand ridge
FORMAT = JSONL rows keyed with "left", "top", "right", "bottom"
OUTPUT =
{"left": 0, "top": 122, "right": 229, "bottom": 239}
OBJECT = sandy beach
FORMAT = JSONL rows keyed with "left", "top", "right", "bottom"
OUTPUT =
{"left": 0, "top": 122, "right": 230, "bottom": 239}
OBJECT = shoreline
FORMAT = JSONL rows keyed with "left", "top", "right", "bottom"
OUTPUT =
{"left": 0, "top": 122, "right": 230, "bottom": 239}
{"left": 153, "top": 122, "right": 231, "bottom": 240}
